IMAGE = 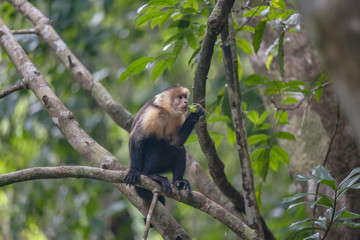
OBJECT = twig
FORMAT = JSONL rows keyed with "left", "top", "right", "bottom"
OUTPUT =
{"left": 0, "top": 80, "right": 27, "bottom": 99}
{"left": 274, "top": 81, "right": 332, "bottom": 111}
{"left": 11, "top": 28, "right": 37, "bottom": 35}
{"left": 142, "top": 192, "right": 159, "bottom": 240}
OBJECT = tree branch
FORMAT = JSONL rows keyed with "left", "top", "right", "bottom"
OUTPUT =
{"left": 0, "top": 166, "right": 260, "bottom": 240}
{"left": 11, "top": 28, "right": 36, "bottom": 35}
{"left": 7, "top": 0, "right": 133, "bottom": 132}
{"left": 0, "top": 80, "right": 27, "bottom": 99}
{"left": 220, "top": 14, "right": 265, "bottom": 238}
{"left": 0, "top": 18, "right": 190, "bottom": 240}
{"left": 191, "top": 0, "right": 250, "bottom": 221}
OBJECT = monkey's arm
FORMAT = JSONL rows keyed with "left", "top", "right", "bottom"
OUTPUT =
{"left": 173, "top": 105, "right": 205, "bottom": 146}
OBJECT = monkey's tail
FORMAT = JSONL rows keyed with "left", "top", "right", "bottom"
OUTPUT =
{"left": 135, "top": 186, "right": 165, "bottom": 205}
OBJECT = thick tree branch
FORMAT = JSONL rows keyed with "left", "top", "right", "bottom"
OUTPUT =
{"left": 0, "top": 19, "right": 190, "bottom": 240}
{"left": 7, "top": 0, "right": 133, "bottom": 132}
{"left": 0, "top": 166, "right": 260, "bottom": 240}
{"left": 0, "top": 80, "right": 27, "bottom": 99}
{"left": 221, "top": 15, "right": 265, "bottom": 238}
{"left": 191, "top": 0, "right": 249, "bottom": 221}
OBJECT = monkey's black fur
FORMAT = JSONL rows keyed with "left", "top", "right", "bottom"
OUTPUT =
{"left": 125, "top": 94, "right": 204, "bottom": 205}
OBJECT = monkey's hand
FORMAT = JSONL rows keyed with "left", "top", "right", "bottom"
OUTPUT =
{"left": 174, "top": 179, "right": 192, "bottom": 193}
{"left": 149, "top": 174, "right": 172, "bottom": 193}
{"left": 194, "top": 105, "right": 205, "bottom": 117}
{"left": 125, "top": 169, "right": 141, "bottom": 186}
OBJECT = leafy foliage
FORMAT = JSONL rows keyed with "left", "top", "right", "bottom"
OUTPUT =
{"left": 283, "top": 166, "right": 360, "bottom": 239}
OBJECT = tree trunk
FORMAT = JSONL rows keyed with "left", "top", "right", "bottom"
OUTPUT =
{"left": 247, "top": 11, "right": 360, "bottom": 239}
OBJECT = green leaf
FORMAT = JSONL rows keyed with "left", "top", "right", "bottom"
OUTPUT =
{"left": 312, "top": 165, "right": 334, "bottom": 183}
{"left": 269, "top": 151, "right": 279, "bottom": 171}
{"left": 248, "top": 134, "right": 270, "bottom": 145}
{"left": 320, "top": 179, "right": 336, "bottom": 191}
{"left": 136, "top": 11, "right": 165, "bottom": 27}
{"left": 185, "top": 0, "right": 198, "bottom": 11}
{"left": 282, "top": 193, "right": 307, "bottom": 204}
{"left": 246, "top": 110, "right": 259, "bottom": 124}
{"left": 236, "top": 39, "right": 253, "bottom": 55}
{"left": 119, "top": 57, "right": 153, "bottom": 82}
{"left": 295, "top": 174, "right": 314, "bottom": 182}
{"left": 258, "top": 110, "right": 272, "bottom": 124}
{"left": 340, "top": 210, "right": 360, "bottom": 219}
{"left": 244, "top": 74, "right": 265, "bottom": 86}
{"left": 315, "top": 196, "right": 334, "bottom": 208}
{"left": 237, "top": 55, "right": 243, "bottom": 81}
{"left": 227, "top": 128, "right": 236, "bottom": 145}
{"left": 339, "top": 167, "right": 360, "bottom": 188}
{"left": 151, "top": 59, "right": 169, "bottom": 82}
{"left": 148, "top": 0, "right": 176, "bottom": 6}
{"left": 239, "top": 25, "right": 255, "bottom": 33}
{"left": 280, "top": 97, "right": 299, "bottom": 105}
{"left": 207, "top": 116, "right": 231, "bottom": 123}
{"left": 314, "top": 88, "right": 323, "bottom": 102}
{"left": 275, "top": 111, "right": 289, "bottom": 125}
{"left": 271, "top": 0, "right": 286, "bottom": 10}
{"left": 339, "top": 218, "right": 360, "bottom": 228}
{"left": 278, "top": 31, "right": 285, "bottom": 80}
{"left": 244, "top": 6, "right": 268, "bottom": 17}
{"left": 253, "top": 123, "right": 272, "bottom": 131}
{"left": 185, "top": 134, "right": 198, "bottom": 144}
{"left": 285, "top": 80, "right": 306, "bottom": 87}
{"left": 251, "top": 147, "right": 270, "bottom": 180}
{"left": 350, "top": 183, "right": 360, "bottom": 189}
{"left": 151, "top": 12, "right": 173, "bottom": 28}
{"left": 253, "top": 20, "right": 267, "bottom": 54}
{"left": 209, "top": 131, "right": 223, "bottom": 148}
{"left": 185, "top": 32, "right": 197, "bottom": 49}
{"left": 274, "top": 131, "right": 296, "bottom": 140}
{"left": 270, "top": 145, "right": 289, "bottom": 164}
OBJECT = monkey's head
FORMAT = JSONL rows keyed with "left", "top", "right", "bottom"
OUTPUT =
{"left": 154, "top": 84, "right": 190, "bottom": 115}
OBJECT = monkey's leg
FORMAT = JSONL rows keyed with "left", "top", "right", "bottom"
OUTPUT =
{"left": 170, "top": 146, "right": 192, "bottom": 193}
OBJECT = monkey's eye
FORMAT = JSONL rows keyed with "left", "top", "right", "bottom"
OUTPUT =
{"left": 178, "top": 95, "right": 183, "bottom": 100}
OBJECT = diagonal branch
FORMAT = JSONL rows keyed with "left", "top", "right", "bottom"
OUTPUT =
{"left": 0, "top": 19, "right": 190, "bottom": 240}
{"left": 7, "top": 0, "right": 133, "bottom": 132}
{"left": 0, "top": 80, "right": 27, "bottom": 99}
{"left": 0, "top": 166, "right": 259, "bottom": 240}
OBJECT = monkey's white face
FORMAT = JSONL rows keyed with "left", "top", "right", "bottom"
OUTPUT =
{"left": 172, "top": 94, "right": 188, "bottom": 114}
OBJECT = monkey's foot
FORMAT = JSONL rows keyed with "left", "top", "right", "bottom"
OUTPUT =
{"left": 174, "top": 179, "right": 191, "bottom": 193}
{"left": 125, "top": 170, "right": 141, "bottom": 186}
{"left": 148, "top": 174, "right": 171, "bottom": 193}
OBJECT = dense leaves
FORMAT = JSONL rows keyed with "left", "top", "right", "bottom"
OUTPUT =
{"left": 283, "top": 166, "right": 360, "bottom": 239}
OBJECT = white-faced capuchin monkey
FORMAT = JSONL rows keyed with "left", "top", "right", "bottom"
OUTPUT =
{"left": 125, "top": 84, "right": 205, "bottom": 205}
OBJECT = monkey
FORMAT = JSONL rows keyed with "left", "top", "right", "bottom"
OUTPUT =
{"left": 125, "top": 84, "right": 205, "bottom": 205}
